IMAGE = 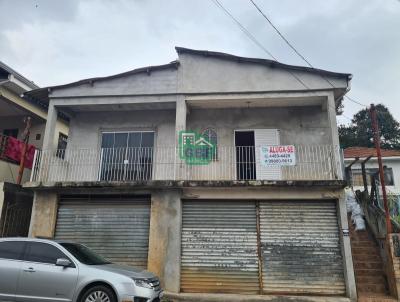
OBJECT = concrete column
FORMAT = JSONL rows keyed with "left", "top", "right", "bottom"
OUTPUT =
{"left": 327, "top": 93, "right": 343, "bottom": 179}
{"left": 337, "top": 191, "right": 357, "bottom": 301}
{"left": 42, "top": 102, "right": 58, "bottom": 150}
{"left": 147, "top": 190, "right": 182, "bottom": 293}
{"left": 175, "top": 98, "right": 187, "bottom": 180}
{"left": 387, "top": 234, "right": 400, "bottom": 299}
{"left": 175, "top": 97, "right": 187, "bottom": 137}
{"left": 28, "top": 191, "right": 58, "bottom": 238}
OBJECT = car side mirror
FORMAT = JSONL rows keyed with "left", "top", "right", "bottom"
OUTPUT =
{"left": 56, "top": 258, "right": 72, "bottom": 267}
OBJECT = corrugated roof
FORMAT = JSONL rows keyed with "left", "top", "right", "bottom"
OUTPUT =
{"left": 344, "top": 147, "right": 400, "bottom": 158}
{"left": 0, "top": 61, "right": 39, "bottom": 90}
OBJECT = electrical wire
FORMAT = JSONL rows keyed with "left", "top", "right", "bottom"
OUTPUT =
{"left": 211, "top": 0, "right": 354, "bottom": 123}
{"left": 211, "top": 0, "right": 311, "bottom": 90}
{"left": 248, "top": 0, "right": 369, "bottom": 110}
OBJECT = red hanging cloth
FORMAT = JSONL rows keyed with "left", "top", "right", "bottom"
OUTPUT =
{"left": 4, "top": 136, "right": 36, "bottom": 169}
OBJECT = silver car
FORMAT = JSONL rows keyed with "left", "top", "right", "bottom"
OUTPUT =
{"left": 0, "top": 238, "right": 163, "bottom": 302}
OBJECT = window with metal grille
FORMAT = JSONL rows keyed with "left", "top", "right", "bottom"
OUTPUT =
{"left": 201, "top": 128, "right": 218, "bottom": 160}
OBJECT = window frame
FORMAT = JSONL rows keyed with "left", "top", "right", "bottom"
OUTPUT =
{"left": 99, "top": 130, "right": 155, "bottom": 181}
{"left": 351, "top": 167, "right": 395, "bottom": 186}
{"left": 56, "top": 132, "right": 68, "bottom": 159}
{"left": 22, "top": 241, "right": 74, "bottom": 267}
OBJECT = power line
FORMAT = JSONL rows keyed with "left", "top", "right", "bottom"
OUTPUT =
{"left": 210, "top": 0, "right": 354, "bottom": 123}
{"left": 248, "top": 0, "right": 369, "bottom": 109}
{"left": 249, "top": 0, "right": 314, "bottom": 68}
{"left": 210, "top": 0, "right": 310, "bottom": 90}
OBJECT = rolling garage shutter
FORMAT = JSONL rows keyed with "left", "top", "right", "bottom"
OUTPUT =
{"left": 181, "top": 200, "right": 260, "bottom": 294}
{"left": 259, "top": 200, "right": 345, "bottom": 295}
{"left": 55, "top": 195, "right": 150, "bottom": 269}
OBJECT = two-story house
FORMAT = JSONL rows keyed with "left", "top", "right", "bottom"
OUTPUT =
{"left": 0, "top": 61, "right": 69, "bottom": 237}
{"left": 24, "top": 47, "right": 356, "bottom": 301}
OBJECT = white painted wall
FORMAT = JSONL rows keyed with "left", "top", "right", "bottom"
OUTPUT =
{"left": 345, "top": 157, "right": 400, "bottom": 194}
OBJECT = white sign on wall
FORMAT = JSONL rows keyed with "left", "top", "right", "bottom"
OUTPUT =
{"left": 260, "top": 145, "right": 296, "bottom": 167}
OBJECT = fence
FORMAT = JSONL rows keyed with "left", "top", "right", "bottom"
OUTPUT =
{"left": 30, "top": 145, "right": 343, "bottom": 182}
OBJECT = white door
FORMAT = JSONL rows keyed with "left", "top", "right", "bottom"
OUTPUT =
{"left": 254, "top": 129, "right": 281, "bottom": 180}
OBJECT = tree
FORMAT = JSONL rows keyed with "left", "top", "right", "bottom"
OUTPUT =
{"left": 339, "top": 104, "right": 400, "bottom": 149}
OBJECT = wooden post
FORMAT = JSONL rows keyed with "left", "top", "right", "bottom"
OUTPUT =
{"left": 361, "top": 155, "right": 372, "bottom": 195}
{"left": 17, "top": 117, "right": 31, "bottom": 185}
{"left": 370, "top": 104, "right": 392, "bottom": 234}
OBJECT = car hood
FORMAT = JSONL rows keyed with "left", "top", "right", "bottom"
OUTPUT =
{"left": 90, "top": 263, "right": 156, "bottom": 279}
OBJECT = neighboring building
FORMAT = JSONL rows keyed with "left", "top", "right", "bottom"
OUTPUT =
{"left": 344, "top": 147, "right": 400, "bottom": 194}
{"left": 24, "top": 47, "right": 356, "bottom": 300}
{"left": 0, "top": 61, "right": 69, "bottom": 237}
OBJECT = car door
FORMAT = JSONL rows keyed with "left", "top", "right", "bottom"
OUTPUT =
{"left": 0, "top": 240, "right": 26, "bottom": 301}
{"left": 16, "top": 242, "right": 78, "bottom": 302}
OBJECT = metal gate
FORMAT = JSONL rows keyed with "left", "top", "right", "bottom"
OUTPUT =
{"left": 181, "top": 200, "right": 345, "bottom": 296}
{"left": 181, "top": 200, "right": 260, "bottom": 294}
{"left": 0, "top": 198, "right": 32, "bottom": 237}
{"left": 259, "top": 200, "right": 345, "bottom": 295}
{"left": 55, "top": 195, "right": 150, "bottom": 269}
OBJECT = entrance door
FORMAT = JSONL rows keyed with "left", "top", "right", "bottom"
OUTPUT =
{"left": 100, "top": 131, "right": 154, "bottom": 181}
{"left": 235, "top": 129, "right": 281, "bottom": 180}
{"left": 235, "top": 131, "right": 256, "bottom": 180}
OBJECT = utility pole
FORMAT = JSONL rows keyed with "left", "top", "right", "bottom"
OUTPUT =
{"left": 17, "top": 117, "right": 31, "bottom": 185}
{"left": 370, "top": 104, "right": 392, "bottom": 234}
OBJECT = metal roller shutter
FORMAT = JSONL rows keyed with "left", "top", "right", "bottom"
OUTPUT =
{"left": 55, "top": 195, "right": 150, "bottom": 269}
{"left": 259, "top": 200, "right": 345, "bottom": 295}
{"left": 181, "top": 200, "right": 260, "bottom": 294}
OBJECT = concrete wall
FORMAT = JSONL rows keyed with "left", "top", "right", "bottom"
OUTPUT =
{"left": 49, "top": 52, "right": 347, "bottom": 98}
{"left": 187, "top": 106, "right": 330, "bottom": 146}
{"left": 178, "top": 53, "right": 348, "bottom": 93}
{"left": 67, "top": 109, "right": 176, "bottom": 149}
{"left": 0, "top": 160, "right": 30, "bottom": 183}
{"left": 56, "top": 109, "right": 176, "bottom": 181}
{"left": 148, "top": 190, "right": 182, "bottom": 292}
{"left": 28, "top": 191, "right": 58, "bottom": 238}
{"left": 27, "top": 186, "right": 355, "bottom": 299}
{"left": 47, "top": 104, "right": 336, "bottom": 182}
{"left": 51, "top": 67, "right": 179, "bottom": 97}
{"left": 0, "top": 116, "right": 45, "bottom": 149}
{"left": 346, "top": 158, "right": 400, "bottom": 194}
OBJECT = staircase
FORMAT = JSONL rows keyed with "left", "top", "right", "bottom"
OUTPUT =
{"left": 349, "top": 214, "right": 397, "bottom": 301}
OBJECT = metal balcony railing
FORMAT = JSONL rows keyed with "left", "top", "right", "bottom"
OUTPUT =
{"left": 30, "top": 145, "right": 343, "bottom": 182}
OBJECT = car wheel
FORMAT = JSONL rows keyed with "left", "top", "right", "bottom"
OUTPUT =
{"left": 80, "top": 285, "right": 116, "bottom": 302}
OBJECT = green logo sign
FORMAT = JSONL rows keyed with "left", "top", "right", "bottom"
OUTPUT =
{"left": 179, "top": 131, "right": 216, "bottom": 165}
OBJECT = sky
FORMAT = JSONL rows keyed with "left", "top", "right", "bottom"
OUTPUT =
{"left": 0, "top": 0, "right": 399, "bottom": 125}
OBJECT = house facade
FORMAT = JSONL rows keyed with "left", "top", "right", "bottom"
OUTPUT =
{"left": 0, "top": 61, "right": 69, "bottom": 237}
{"left": 25, "top": 47, "right": 356, "bottom": 300}
{"left": 345, "top": 147, "right": 400, "bottom": 193}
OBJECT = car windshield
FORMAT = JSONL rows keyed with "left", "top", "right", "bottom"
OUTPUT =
{"left": 60, "top": 243, "right": 111, "bottom": 265}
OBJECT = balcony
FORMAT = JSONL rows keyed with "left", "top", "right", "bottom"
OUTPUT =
{"left": 30, "top": 145, "right": 343, "bottom": 183}
{"left": 0, "top": 134, "right": 32, "bottom": 183}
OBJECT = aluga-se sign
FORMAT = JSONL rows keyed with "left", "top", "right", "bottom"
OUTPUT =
{"left": 179, "top": 131, "right": 216, "bottom": 165}
{"left": 260, "top": 145, "right": 296, "bottom": 166}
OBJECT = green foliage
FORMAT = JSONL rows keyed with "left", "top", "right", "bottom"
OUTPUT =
{"left": 339, "top": 104, "right": 400, "bottom": 149}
